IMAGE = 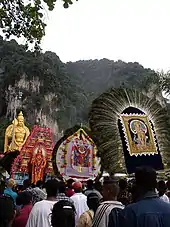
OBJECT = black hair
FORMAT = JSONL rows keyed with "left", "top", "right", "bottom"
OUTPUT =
{"left": 23, "top": 179, "right": 31, "bottom": 190}
{"left": 31, "top": 183, "right": 35, "bottom": 188}
{"left": 67, "top": 179, "right": 74, "bottom": 189}
{"left": 119, "top": 179, "right": 127, "bottom": 190}
{"left": 16, "top": 191, "right": 32, "bottom": 206}
{"left": 36, "top": 180, "right": 43, "bottom": 188}
{"left": 58, "top": 182, "right": 66, "bottom": 194}
{"left": 45, "top": 180, "right": 58, "bottom": 197}
{"left": 135, "top": 166, "right": 157, "bottom": 191}
{"left": 51, "top": 200, "right": 75, "bottom": 227}
{"left": 94, "top": 181, "right": 102, "bottom": 194}
{"left": 157, "top": 180, "right": 167, "bottom": 197}
{"left": 0, "top": 196, "right": 15, "bottom": 227}
{"left": 87, "top": 193, "right": 100, "bottom": 213}
{"left": 87, "top": 179, "right": 94, "bottom": 189}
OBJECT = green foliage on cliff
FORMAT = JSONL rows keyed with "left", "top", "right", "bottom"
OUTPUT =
{"left": 0, "top": 37, "right": 86, "bottom": 135}
{"left": 0, "top": 0, "right": 78, "bottom": 49}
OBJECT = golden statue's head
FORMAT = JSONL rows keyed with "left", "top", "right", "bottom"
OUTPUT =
{"left": 17, "top": 111, "right": 25, "bottom": 127}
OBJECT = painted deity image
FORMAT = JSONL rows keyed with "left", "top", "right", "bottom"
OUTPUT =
{"left": 31, "top": 145, "right": 47, "bottom": 184}
{"left": 55, "top": 128, "right": 100, "bottom": 179}
{"left": 130, "top": 120, "right": 148, "bottom": 147}
{"left": 120, "top": 115, "right": 157, "bottom": 156}
{"left": 72, "top": 139, "right": 90, "bottom": 172}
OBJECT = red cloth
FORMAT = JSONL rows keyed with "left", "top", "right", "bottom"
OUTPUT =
{"left": 13, "top": 204, "right": 32, "bottom": 227}
{"left": 66, "top": 188, "right": 75, "bottom": 197}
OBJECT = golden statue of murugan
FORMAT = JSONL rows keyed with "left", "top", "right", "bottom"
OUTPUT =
{"left": 4, "top": 111, "right": 30, "bottom": 153}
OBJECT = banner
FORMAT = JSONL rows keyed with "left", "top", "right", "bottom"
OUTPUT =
{"left": 118, "top": 106, "right": 163, "bottom": 173}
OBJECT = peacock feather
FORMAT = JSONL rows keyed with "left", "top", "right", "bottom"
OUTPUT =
{"left": 89, "top": 87, "right": 170, "bottom": 174}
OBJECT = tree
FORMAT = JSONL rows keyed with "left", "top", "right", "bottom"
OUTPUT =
{"left": 0, "top": 0, "right": 78, "bottom": 50}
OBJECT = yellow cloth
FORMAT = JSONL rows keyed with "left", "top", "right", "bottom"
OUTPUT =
{"left": 77, "top": 210, "right": 94, "bottom": 227}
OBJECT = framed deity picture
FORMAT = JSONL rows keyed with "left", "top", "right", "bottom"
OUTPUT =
{"left": 120, "top": 114, "right": 158, "bottom": 156}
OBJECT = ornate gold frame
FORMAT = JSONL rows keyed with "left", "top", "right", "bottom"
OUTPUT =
{"left": 120, "top": 114, "right": 158, "bottom": 156}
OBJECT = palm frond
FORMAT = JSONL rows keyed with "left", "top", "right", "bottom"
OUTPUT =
{"left": 89, "top": 87, "right": 170, "bottom": 174}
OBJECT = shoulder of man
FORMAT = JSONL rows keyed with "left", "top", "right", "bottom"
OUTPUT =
{"left": 92, "top": 202, "right": 121, "bottom": 227}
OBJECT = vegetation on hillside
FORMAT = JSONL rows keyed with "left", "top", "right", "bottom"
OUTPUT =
{"left": 0, "top": 0, "right": 78, "bottom": 50}
{"left": 0, "top": 36, "right": 86, "bottom": 152}
{"left": 1, "top": 37, "right": 170, "bottom": 154}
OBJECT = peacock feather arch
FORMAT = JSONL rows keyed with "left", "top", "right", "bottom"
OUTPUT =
{"left": 89, "top": 87, "right": 170, "bottom": 174}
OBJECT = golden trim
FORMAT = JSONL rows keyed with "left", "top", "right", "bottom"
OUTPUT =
{"left": 120, "top": 114, "right": 158, "bottom": 156}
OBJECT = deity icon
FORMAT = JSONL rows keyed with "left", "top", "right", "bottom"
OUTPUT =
{"left": 130, "top": 120, "right": 148, "bottom": 147}
{"left": 55, "top": 128, "right": 100, "bottom": 180}
{"left": 72, "top": 139, "right": 90, "bottom": 172}
{"left": 31, "top": 145, "right": 47, "bottom": 184}
{"left": 120, "top": 115, "right": 157, "bottom": 156}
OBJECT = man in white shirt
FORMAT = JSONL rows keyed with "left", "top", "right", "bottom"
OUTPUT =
{"left": 26, "top": 179, "right": 58, "bottom": 227}
{"left": 157, "top": 180, "right": 170, "bottom": 203}
{"left": 92, "top": 178, "right": 124, "bottom": 227}
{"left": 71, "top": 181, "right": 88, "bottom": 224}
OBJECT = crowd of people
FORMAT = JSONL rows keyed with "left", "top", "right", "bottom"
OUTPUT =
{"left": 1, "top": 166, "right": 170, "bottom": 227}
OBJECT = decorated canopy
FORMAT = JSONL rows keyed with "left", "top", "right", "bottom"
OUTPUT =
{"left": 53, "top": 126, "right": 100, "bottom": 180}
{"left": 11, "top": 125, "right": 54, "bottom": 184}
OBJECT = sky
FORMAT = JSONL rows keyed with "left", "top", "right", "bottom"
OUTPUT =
{"left": 32, "top": 0, "right": 170, "bottom": 71}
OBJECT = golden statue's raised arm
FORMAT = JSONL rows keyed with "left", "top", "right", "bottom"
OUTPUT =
{"left": 4, "top": 111, "right": 30, "bottom": 153}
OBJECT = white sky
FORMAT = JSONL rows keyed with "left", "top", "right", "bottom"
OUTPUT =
{"left": 41, "top": 0, "right": 170, "bottom": 71}
{"left": 11, "top": 0, "right": 170, "bottom": 72}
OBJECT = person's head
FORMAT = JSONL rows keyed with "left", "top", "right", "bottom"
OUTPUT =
{"left": 7, "top": 179, "right": 16, "bottom": 189}
{"left": 31, "top": 183, "right": 35, "bottom": 188}
{"left": 0, "top": 196, "right": 16, "bottom": 227}
{"left": 102, "top": 178, "right": 119, "bottom": 201}
{"left": 36, "top": 180, "right": 43, "bottom": 189}
{"left": 51, "top": 200, "right": 75, "bottom": 227}
{"left": 67, "top": 179, "right": 74, "bottom": 189}
{"left": 16, "top": 191, "right": 32, "bottom": 206}
{"left": 87, "top": 193, "right": 100, "bottom": 213}
{"left": 157, "top": 180, "right": 167, "bottom": 197}
{"left": 72, "top": 181, "right": 82, "bottom": 193}
{"left": 58, "top": 182, "right": 66, "bottom": 194}
{"left": 94, "top": 181, "right": 102, "bottom": 193}
{"left": 86, "top": 179, "right": 94, "bottom": 190}
{"left": 135, "top": 166, "right": 157, "bottom": 195}
{"left": 45, "top": 179, "right": 58, "bottom": 197}
{"left": 23, "top": 179, "right": 31, "bottom": 190}
{"left": 119, "top": 179, "right": 127, "bottom": 191}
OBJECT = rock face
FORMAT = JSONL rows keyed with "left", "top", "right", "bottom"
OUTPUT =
{"left": 5, "top": 75, "right": 59, "bottom": 136}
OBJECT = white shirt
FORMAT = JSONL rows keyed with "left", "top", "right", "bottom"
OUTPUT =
{"left": 26, "top": 200, "right": 57, "bottom": 227}
{"left": 92, "top": 201, "right": 124, "bottom": 227}
{"left": 71, "top": 193, "right": 88, "bottom": 224}
{"left": 160, "top": 194, "right": 169, "bottom": 203}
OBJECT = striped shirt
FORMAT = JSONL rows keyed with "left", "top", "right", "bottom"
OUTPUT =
{"left": 92, "top": 201, "right": 124, "bottom": 227}
{"left": 56, "top": 193, "right": 74, "bottom": 204}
